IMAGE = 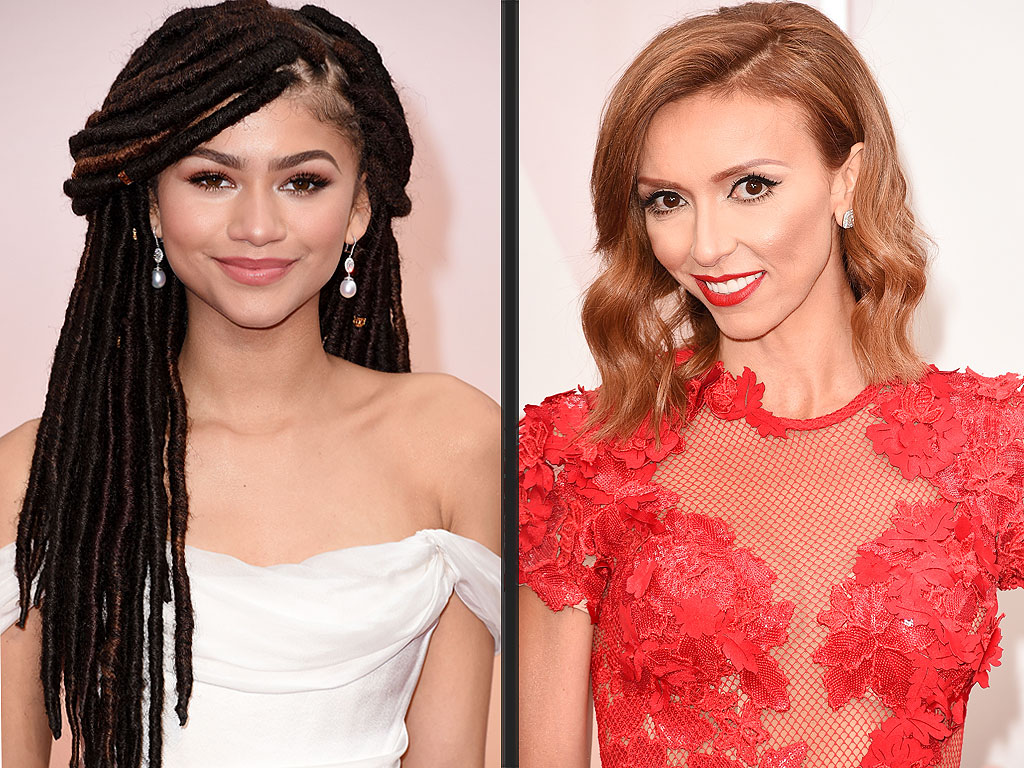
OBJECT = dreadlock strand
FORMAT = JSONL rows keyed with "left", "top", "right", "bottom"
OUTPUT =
{"left": 104, "top": 5, "right": 291, "bottom": 108}
{"left": 387, "top": 236, "right": 410, "bottom": 372}
{"left": 111, "top": 0, "right": 267, "bottom": 84}
{"left": 360, "top": 223, "right": 392, "bottom": 370}
{"left": 166, "top": 288, "right": 193, "bottom": 727}
{"left": 86, "top": 35, "right": 307, "bottom": 151}
{"left": 113, "top": 207, "right": 152, "bottom": 767}
{"left": 136, "top": 209, "right": 172, "bottom": 768}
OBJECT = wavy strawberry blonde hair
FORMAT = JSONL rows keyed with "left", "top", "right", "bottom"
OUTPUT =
{"left": 582, "top": 1, "right": 927, "bottom": 439}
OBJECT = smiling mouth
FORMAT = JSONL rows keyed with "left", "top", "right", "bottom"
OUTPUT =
{"left": 700, "top": 272, "right": 763, "bottom": 295}
{"left": 215, "top": 257, "right": 297, "bottom": 286}
{"left": 692, "top": 270, "right": 765, "bottom": 307}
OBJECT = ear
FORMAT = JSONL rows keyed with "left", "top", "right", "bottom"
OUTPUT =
{"left": 345, "top": 174, "right": 372, "bottom": 244}
{"left": 831, "top": 142, "right": 864, "bottom": 227}
{"left": 148, "top": 182, "right": 163, "bottom": 240}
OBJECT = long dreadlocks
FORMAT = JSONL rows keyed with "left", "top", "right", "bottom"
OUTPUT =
{"left": 15, "top": 2, "right": 414, "bottom": 765}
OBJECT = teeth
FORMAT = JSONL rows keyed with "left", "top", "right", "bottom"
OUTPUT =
{"left": 704, "top": 272, "right": 763, "bottom": 294}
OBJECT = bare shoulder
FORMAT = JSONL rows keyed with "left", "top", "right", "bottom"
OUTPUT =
{"left": 379, "top": 371, "right": 500, "bottom": 450}
{"left": 383, "top": 373, "right": 500, "bottom": 548}
{"left": 0, "top": 419, "right": 40, "bottom": 546}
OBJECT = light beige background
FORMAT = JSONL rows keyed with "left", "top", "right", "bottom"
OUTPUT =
{"left": 0, "top": 0, "right": 501, "bottom": 765}
{"left": 520, "top": 0, "right": 1024, "bottom": 765}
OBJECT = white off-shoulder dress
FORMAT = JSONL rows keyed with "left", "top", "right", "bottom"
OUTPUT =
{"left": 0, "top": 528, "right": 501, "bottom": 767}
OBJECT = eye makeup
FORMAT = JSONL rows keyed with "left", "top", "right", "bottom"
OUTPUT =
{"left": 640, "top": 170, "right": 782, "bottom": 217}
{"left": 185, "top": 170, "right": 332, "bottom": 196}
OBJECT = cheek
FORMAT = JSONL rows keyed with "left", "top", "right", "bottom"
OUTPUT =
{"left": 285, "top": 185, "right": 356, "bottom": 252}
{"left": 156, "top": 188, "right": 221, "bottom": 250}
{"left": 297, "top": 211, "right": 349, "bottom": 250}
{"left": 646, "top": 218, "right": 694, "bottom": 274}
{"left": 753, "top": 192, "right": 834, "bottom": 270}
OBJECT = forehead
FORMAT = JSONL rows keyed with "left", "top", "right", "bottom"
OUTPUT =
{"left": 640, "top": 92, "right": 822, "bottom": 178}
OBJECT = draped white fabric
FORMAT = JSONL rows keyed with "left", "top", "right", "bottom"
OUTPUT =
{"left": 0, "top": 529, "right": 500, "bottom": 767}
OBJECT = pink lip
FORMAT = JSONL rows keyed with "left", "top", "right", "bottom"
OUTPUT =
{"left": 215, "top": 257, "right": 296, "bottom": 286}
{"left": 693, "top": 270, "right": 765, "bottom": 307}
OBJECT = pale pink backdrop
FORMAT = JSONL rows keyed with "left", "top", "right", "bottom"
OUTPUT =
{"left": 520, "top": 0, "right": 1024, "bottom": 765}
{"left": 0, "top": 0, "right": 501, "bottom": 765}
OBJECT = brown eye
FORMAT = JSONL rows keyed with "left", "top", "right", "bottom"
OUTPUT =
{"left": 644, "top": 189, "right": 688, "bottom": 216}
{"left": 282, "top": 174, "right": 329, "bottom": 195}
{"left": 190, "top": 173, "right": 230, "bottom": 189}
{"left": 731, "top": 174, "right": 778, "bottom": 201}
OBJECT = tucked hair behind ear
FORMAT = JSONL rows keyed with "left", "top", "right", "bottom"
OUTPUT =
{"left": 16, "top": 3, "right": 414, "bottom": 765}
{"left": 582, "top": 1, "right": 927, "bottom": 440}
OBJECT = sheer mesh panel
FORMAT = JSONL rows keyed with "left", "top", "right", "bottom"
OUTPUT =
{"left": 592, "top": 404, "right": 963, "bottom": 767}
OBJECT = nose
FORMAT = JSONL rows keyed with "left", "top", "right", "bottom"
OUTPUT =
{"left": 690, "top": 203, "right": 736, "bottom": 268}
{"left": 226, "top": 187, "right": 287, "bottom": 246}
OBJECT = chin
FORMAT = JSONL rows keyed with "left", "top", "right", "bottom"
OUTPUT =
{"left": 215, "top": 310, "right": 293, "bottom": 331}
{"left": 708, "top": 314, "right": 780, "bottom": 344}
{"left": 202, "top": 296, "right": 312, "bottom": 332}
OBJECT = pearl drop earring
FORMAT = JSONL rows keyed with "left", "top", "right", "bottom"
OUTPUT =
{"left": 152, "top": 239, "right": 167, "bottom": 289}
{"left": 340, "top": 239, "right": 357, "bottom": 299}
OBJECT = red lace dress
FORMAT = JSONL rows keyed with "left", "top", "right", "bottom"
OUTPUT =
{"left": 519, "top": 363, "right": 1024, "bottom": 768}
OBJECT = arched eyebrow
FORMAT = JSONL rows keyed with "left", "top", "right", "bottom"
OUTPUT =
{"left": 637, "top": 176, "right": 680, "bottom": 190}
{"left": 269, "top": 150, "right": 341, "bottom": 172}
{"left": 710, "top": 159, "right": 787, "bottom": 183}
{"left": 184, "top": 147, "right": 341, "bottom": 172}
{"left": 187, "top": 147, "right": 242, "bottom": 169}
{"left": 637, "top": 159, "right": 788, "bottom": 192}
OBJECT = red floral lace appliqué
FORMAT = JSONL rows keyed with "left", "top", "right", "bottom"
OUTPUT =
{"left": 814, "top": 498, "right": 1003, "bottom": 767}
{"left": 599, "top": 512, "right": 807, "bottom": 766}
{"left": 866, "top": 371, "right": 968, "bottom": 481}
{"left": 815, "top": 368, "right": 1022, "bottom": 768}
{"left": 697, "top": 364, "right": 878, "bottom": 439}
{"left": 703, "top": 366, "right": 789, "bottom": 438}
{"left": 519, "top": 387, "right": 685, "bottom": 620}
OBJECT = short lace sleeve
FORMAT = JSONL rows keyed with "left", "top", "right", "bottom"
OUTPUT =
{"left": 518, "top": 389, "right": 607, "bottom": 618}
{"left": 519, "top": 388, "right": 686, "bottom": 621}
{"left": 936, "top": 370, "right": 1024, "bottom": 590}
{"left": 980, "top": 373, "right": 1024, "bottom": 589}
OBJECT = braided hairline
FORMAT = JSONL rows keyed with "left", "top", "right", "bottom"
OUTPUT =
{"left": 17, "top": 2, "right": 413, "bottom": 765}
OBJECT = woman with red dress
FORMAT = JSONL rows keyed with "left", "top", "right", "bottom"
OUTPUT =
{"left": 519, "top": 3, "right": 1023, "bottom": 766}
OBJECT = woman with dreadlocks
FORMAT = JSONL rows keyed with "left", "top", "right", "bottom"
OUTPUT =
{"left": 0, "top": 2, "right": 500, "bottom": 767}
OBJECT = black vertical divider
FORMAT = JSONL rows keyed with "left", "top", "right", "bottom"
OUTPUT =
{"left": 500, "top": 1, "right": 518, "bottom": 766}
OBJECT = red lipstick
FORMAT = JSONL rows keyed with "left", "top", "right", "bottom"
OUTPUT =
{"left": 215, "top": 257, "right": 296, "bottom": 286}
{"left": 692, "top": 270, "right": 765, "bottom": 307}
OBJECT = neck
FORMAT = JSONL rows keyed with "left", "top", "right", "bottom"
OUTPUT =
{"left": 717, "top": 259, "right": 865, "bottom": 419}
{"left": 177, "top": 295, "right": 337, "bottom": 432}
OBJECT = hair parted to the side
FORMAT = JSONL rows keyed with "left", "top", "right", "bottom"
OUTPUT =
{"left": 582, "top": 1, "right": 928, "bottom": 440}
{"left": 15, "top": 2, "right": 413, "bottom": 765}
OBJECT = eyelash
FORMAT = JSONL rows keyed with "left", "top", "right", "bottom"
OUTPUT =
{"left": 641, "top": 173, "right": 782, "bottom": 217}
{"left": 730, "top": 174, "right": 780, "bottom": 203}
{"left": 186, "top": 171, "right": 332, "bottom": 196}
{"left": 642, "top": 190, "right": 686, "bottom": 218}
